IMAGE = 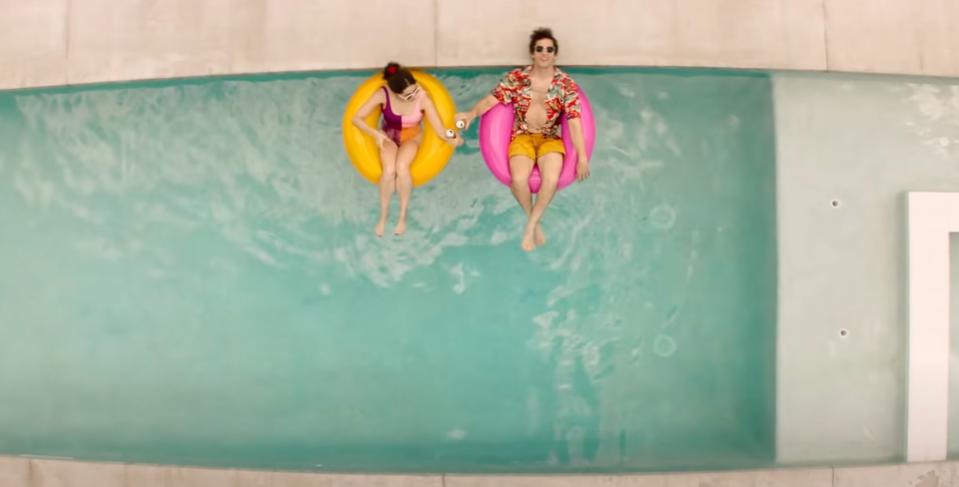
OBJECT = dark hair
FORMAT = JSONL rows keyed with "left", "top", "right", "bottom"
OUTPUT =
{"left": 529, "top": 27, "right": 558, "bottom": 55}
{"left": 382, "top": 62, "right": 416, "bottom": 94}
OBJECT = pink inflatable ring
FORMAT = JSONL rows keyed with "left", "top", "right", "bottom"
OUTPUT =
{"left": 478, "top": 88, "right": 596, "bottom": 193}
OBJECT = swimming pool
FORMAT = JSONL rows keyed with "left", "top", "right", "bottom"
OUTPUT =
{"left": 0, "top": 68, "right": 776, "bottom": 472}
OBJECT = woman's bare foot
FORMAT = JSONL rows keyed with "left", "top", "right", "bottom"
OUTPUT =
{"left": 534, "top": 224, "right": 546, "bottom": 247}
{"left": 375, "top": 219, "right": 386, "bottom": 237}
{"left": 394, "top": 219, "right": 407, "bottom": 236}
{"left": 521, "top": 224, "right": 537, "bottom": 252}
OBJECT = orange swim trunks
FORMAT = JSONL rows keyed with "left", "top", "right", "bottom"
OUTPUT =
{"left": 508, "top": 133, "right": 565, "bottom": 160}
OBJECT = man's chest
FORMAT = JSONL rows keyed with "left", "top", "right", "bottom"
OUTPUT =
{"left": 519, "top": 78, "right": 562, "bottom": 110}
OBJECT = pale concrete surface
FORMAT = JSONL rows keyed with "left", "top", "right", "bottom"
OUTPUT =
{"left": 66, "top": 0, "right": 235, "bottom": 85}
{"left": 833, "top": 462, "right": 958, "bottom": 487}
{"left": 3, "top": 457, "right": 957, "bottom": 486}
{"left": 221, "top": 0, "right": 436, "bottom": 75}
{"left": 0, "top": 457, "right": 29, "bottom": 487}
{"left": 2, "top": 1, "right": 959, "bottom": 90}
{"left": 31, "top": 459, "right": 125, "bottom": 487}
{"left": 0, "top": 0, "right": 68, "bottom": 89}
{"left": 823, "top": 0, "right": 959, "bottom": 77}
{"left": 435, "top": 0, "right": 827, "bottom": 70}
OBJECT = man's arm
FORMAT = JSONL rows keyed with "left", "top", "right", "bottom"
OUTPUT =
{"left": 455, "top": 94, "right": 499, "bottom": 130}
{"left": 568, "top": 117, "right": 590, "bottom": 181}
{"left": 455, "top": 69, "right": 516, "bottom": 130}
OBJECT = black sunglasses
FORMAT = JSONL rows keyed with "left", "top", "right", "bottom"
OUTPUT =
{"left": 535, "top": 46, "right": 555, "bottom": 54}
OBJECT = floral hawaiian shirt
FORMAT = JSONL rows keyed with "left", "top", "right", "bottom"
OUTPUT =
{"left": 491, "top": 65, "right": 582, "bottom": 139}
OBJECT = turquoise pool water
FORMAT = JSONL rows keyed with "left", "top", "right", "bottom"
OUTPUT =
{"left": 0, "top": 68, "right": 777, "bottom": 472}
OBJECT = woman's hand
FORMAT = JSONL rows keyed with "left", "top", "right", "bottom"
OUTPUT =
{"left": 375, "top": 131, "right": 396, "bottom": 150}
{"left": 445, "top": 130, "right": 464, "bottom": 147}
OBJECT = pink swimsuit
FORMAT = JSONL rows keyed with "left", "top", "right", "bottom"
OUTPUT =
{"left": 381, "top": 87, "right": 424, "bottom": 144}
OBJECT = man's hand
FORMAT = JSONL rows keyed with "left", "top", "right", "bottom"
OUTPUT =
{"left": 454, "top": 110, "right": 476, "bottom": 131}
{"left": 576, "top": 157, "right": 590, "bottom": 182}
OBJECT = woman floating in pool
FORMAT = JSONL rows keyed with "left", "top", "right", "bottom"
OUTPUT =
{"left": 352, "top": 62, "right": 462, "bottom": 237}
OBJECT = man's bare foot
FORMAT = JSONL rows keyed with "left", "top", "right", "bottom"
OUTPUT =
{"left": 394, "top": 219, "right": 407, "bottom": 236}
{"left": 375, "top": 219, "right": 386, "bottom": 237}
{"left": 521, "top": 225, "right": 537, "bottom": 252}
{"left": 534, "top": 224, "right": 546, "bottom": 247}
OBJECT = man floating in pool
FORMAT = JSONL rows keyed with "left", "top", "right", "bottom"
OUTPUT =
{"left": 456, "top": 27, "right": 590, "bottom": 252}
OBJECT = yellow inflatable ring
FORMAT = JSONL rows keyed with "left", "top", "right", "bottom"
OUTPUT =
{"left": 342, "top": 71, "right": 456, "bottom": 187}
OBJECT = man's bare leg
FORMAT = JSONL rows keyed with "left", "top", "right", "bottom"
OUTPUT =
{"left": 523, "top": 152, "right": 563, "bottom": 251}
{"left": 509, "top": 155, "right": 536, "bottom": 250}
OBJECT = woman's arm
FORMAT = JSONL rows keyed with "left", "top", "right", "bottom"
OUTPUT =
{"left": 422, "top": 94, "right": 462, "bottom": 146}
{"left": 351, "top": 89, "right": 390, "bottom": 147}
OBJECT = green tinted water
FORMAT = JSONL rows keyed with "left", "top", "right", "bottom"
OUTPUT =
{"left": 0, "top": 68, "right": 776, "bottom": 472}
